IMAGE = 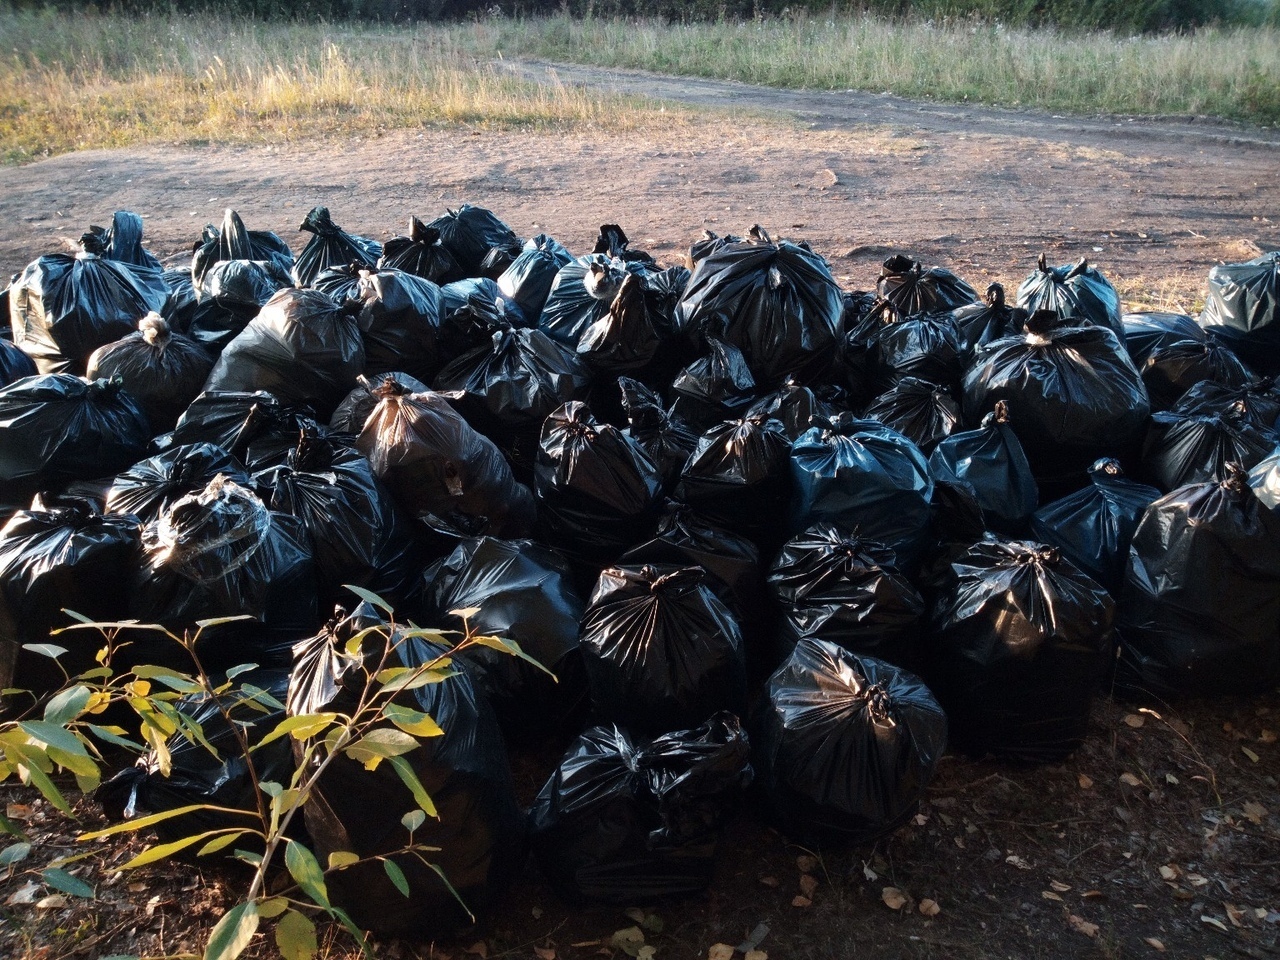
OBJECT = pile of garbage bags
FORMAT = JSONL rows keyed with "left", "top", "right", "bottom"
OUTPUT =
{"left": 2, "top": 204, "right": 1277, "bottom": 934}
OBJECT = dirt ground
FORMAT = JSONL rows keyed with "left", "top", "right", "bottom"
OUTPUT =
{"left": 1, "top": 61, "right": 1279, "bottom": 960}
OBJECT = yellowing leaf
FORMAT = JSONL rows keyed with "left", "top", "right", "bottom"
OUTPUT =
{"left": 328, "top": 851, "right": 360, "bottom": 871}
{"left": 275, "top": 909, "right": 317, "bottom": 960}
{"left": 1067, "top": 915, "right": 1099, "bottom": 937}
{"left": 1242, "top": 746, "right": 1260, "bottom": 763}
{"left": 882, "top": 887, "right": 908, "bottom": 910}
{"left": 1144, "top": 937, "right": 1165, "bottom": 951}
{"left": 919, "top": 898, "right": 941, "bottom": 916}
{"left": 1050, "top": 880, "right": 1071, "bottom": 892}
{"left": 707, "top": 946, "right": 735, "bottom": 960}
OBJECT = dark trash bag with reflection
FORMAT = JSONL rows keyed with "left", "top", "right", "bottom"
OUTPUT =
{"left": 668, "top": 338, "right": 758, "bottom": 434}
{"left": 576, "top": 272, "right": 663, "bottom": 376}
{"left": 106, "top": 442, "right": 251, "bottom": 525}
{"left": 291, "top": 206, "right": 380, "bottom": 288}
{"left": 768, "top": 523, "right": 925, "bottom": 672}
{"left": 876, "top": 254, "right": 978, "bottom": 316}
{"left": 328, "top": 371, "right": 429, "bottom": 434}
{"left": 1122, "top": 311, "right": 1253, "bottom": 411}
{"left": 1197, "top": 251, "right": 1280, "bottom": 374}
{"left": 868, "top": 301, "right": 967, "bottom": 392}
{"left": 420, "top": 536, "right": 585, "bottom": 735}
{"left": 498, "top": 233, "right": 575, "bottom": 320}
{"left": 540, "top": 255, "right": 635, "bottom": 346}
{"left": 1030, "top": 458, "right": 1160, "bottom": 595}
{"left": 862, "top": 376, "right": 960, "bottom": 454}
{"left": 925, "top": 539, "right": 1114, "bottom": 762}
{"left": 377, "top": 216, "right": 459, "bottom": 285}
{"left": 618, "top": 377, "right": 699, "bottom": 492}
{"left": 0, "top": 374, "right": 150, "bottom": 493}
{"left": 0, "top": 494, "right": 140, "bottom": 696}
{"left": 96, "top": 210, "right": 162, "bottom": 270}
{"left": 86, "top": 314, "right": 214, "bottom": 433}
{"left": 0, "top": 339, "right": 37, "bottom": 389}
{"left": 1117, "top": 462, "right": 1280, "bottom": 699}
{"left": 750, "top": 639, "right": 946, "bottom": 846}
{"left": 1173, "top": 376, "right": 1280, "bottom": 431}
{"left": 1016, "top": 254, "right": 1123, "bottom": 340}
{"left": 928, "top": 401, "right": 1038, "bottom": 534}
{"left": 355, "top": 268, "right": 443, "bottom": 383}
{"left": 95, "top": 668, "right": 296, "bottom": 851}
{"left": 1141, "top": 403, "right": 1275, "bottom": 492}
{"left": 426, "top": 204, "right": 521, "bottom": 280}
{"left": 746, "top": 377, "right": 844, "bottom": 442}
{"left": 951, "top": 283, "right": 1028, "bottom": 352}
{"left": 580, "top": 564, "right": 748, "bottom": 736}
{"left": 160, "top": 391, "right": 320, "bottom": 473}
{"left": 528, "top": 712, "right": 752, "bottom": 904}
{"left": 191, "top": 208, "right": 294, "bottom": 297}
{"left": 288, "top": 604, "right": 525, "bottom": 938}
{"left": 185, "top": 258, "right": 294, "bottom": 356}
{"left": 1249, "top": 447, "right": 1280, "bottom": 510}
{"left": 310, "top": 263, "right": 365, "bottom": 304}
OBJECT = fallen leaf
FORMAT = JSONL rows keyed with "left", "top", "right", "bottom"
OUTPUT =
{"left": 1225, "top": 902, "right": 1246, "bottom": 928}
{"left": 795, "top": 855, "right": 818, "bottom": 873}
{"left": 1120, "top": 772, "right": 1143, "bottom": 787}
{"left": 637, "top": 949, "right": 655, "bottom": 960}
{"left": 919, "top": 898, "right": 941, "bottom": 917}
{"left": 1078, "top": 774, "right": 1094, "bottom": 790}
{"left": 534, "top": 949, "right": 556, "bottom": 960}
{"left": 1050, "top": 880, "right": 1072, "bottom": 893}
{"left": 798, "top": 874, "right": 818, "bottom": 898}
{"left": 1123, "top": 713, "right": 1146, "bottom": 728}
{"left": 1159, "top": 865, "right": 1180, "bottom": 881}
{"left": 532, "top": 906, "right": 543, "bottom": 919}
{"left": 6, "top": 881, "right": 39, "bottom": 905}
{"left": 1166, "top": 773, "right": 1180, "bottom": 785}
{"left": 35, "top": 895, "right": 68, "bottom": 909}
{"left": 1081, "top": 890, "right": 1104, "bottom": 899}
{"left": 707, "top": 945, "right": 735, "bottom": 960}
{"left": 882, "top": 887, "right": 908, "bottom": 910}
{"left": 862, "top": 862, "right": 878, "bottom": 882}
{"left": 1260, "top": 729, "right": 1277, "bottom": 744}
{"left": 911, "top": 813, "right": 928, "bottom": 826}
{"left": 611, "top": 927, "right": 646, "bottom": 958}
{"left": 758, "top": 876, "right": 779, "bottom": 888}
{"left": 1005, "top": 854, "right": 1032, "bottom": 871}
{"left": 5, "top": 803, "right": 33, "bottom": 820}
{"left": 1242, "top": 802, "right": 1268, "bottom": 825}
{"left": 744, "top": 952, "right": 768, "bottom": 960}
{"left": 1242, "top": 746, "right": 1260, "bottom": 763}
{"left": 1043, "top": 891, "right": 1064, "bottom": 902}
{"left": 791, "top": 896, "right": 812, "bottom": 909}
{"left": 1144, "top": 937, "right": 1165, "bottom": 951}
{"left": 1067, "top": 915, "right": 1099, "bottom": 938}
{"left": 1201, "top": 915, "right": 1229, "bottom": 934}
{"left": 1187, "top": 874, "right": 1209, "bottom": 887}
{"left": 464, "top": 943, "right": 488, "bottom": 959}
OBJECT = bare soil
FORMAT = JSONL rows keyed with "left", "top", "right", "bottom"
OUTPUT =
{"left": 1, "top": 62, "right": 1279, "bottom": 960}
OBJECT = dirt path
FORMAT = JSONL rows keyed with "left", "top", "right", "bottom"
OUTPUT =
{"left": 2, "top": 60, "right": 1277, "bottom": 304}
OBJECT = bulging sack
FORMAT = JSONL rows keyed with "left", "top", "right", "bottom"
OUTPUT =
{"left": 1017, "top": 254, "right": 1123, "bottom": 339}
{"left": 876, "top": 254, "right": 978, "bottom": 316}
{"left": 291, "top": 206, "right": 380, "bottom": 288}
{"left": 1197, "top": 251, "right": 1280, "bottom": 374}
{"left": 191, "top": 208, "right": 294, "bottom": 298}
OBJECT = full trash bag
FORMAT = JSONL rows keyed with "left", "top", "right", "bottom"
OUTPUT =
{"left": 106, "top": 442, "right": 252, "bottom": 525}
{"left": 1123, "top": 310, "right": 1211, "bottom": 362}
{"left": 498, "top": 233, "right": 576, "bottom": 320}
{"left": 528, "top": 713, "right": 752, "bottom": 903}
{"left": 1197, "top": 251, "right": 1280, "bottom": 374}
{"left": 1118, "top": 462, "right": 1280, "bottom": 698}
{"left": 0, "top": 495, "right": 141, "bottom": 696}
{"left": 576, "top": 272, "right": 663, "bottom": 376}
{"left": 288, "top": 605, "right": 525, "bottom": 938}
{"left": 618, "top": 377, "right": 699, "bottom": 491}
{"left": 95, "top": 210, "right": 162, "bottom": 270}
{"left": 86, "top": 314, "right": 214, "bottom": 432}
{"left": 928, "top": 401, "right": 1038, "bottom": 534}
{"left": 1029, "top": 458, "right": 1160, "bottom": 595}
{"left": 9, "top": 231, "right": 169, "bottom": 375}
{"left": 311, "top": 263, "right": 365, "bottom": 304}
{"left": 579, "top": 564, "right": 748, "bottom": 735}
{"left": 420, "top": 536, "right": 585, "bottom": 733}
{"left": 255, "top": 428, "right": 422, "bottom": 609}
{"left": 862, "top": 376, "right": 960, "bottom": 454}
{"left": 788, "top": 414, "right": 934, "bottom": 572}
{"left": 130, "top": 476, "right": 317, "bottom": 673}
{"left": 0, "top": 338, "right": 37, "bottom": 388}
{"left": 674, "top": 226, "right": 842, "bottom": 386}
{"left": 355, "top": 375, "right": 536, "bottom": 537}
{"left": 746, "top": 377, "right": 844, "bottom": 442}
{"left": 875, "top": 254, "right": 978, "bottom": 316}
{"left": 1174, "top": 376, "right": 1280, "bottom": 431}
{"left": 1016, "top": 254, "right": 1123, "bottom": 339}
{"left": 1141, "top": 403, "right": 1275, "bottom": 492}
{"left": 869, "top": 302, "right": 967, "bottom": 392}
{"left": 426, "top": 204, "right": 521, "bottom": 280}
{"left": 377, "top": 216, "right": 459, "bottom": 284}
{"left": 751, "top": 639, "right": 946, "bottom": 846}
{"left": 668, "top": 338, "right": 759, "bottom": 433}
{"left": 185, "top": 258, "right": 294, "bottom": 356}
{"left": 204, "top": 288, "right": 365, "bottom": 418}
{"left": 768, "top": 523, "right": 925, "bottom": 671}
{"left": 160, "top": 391, "right": 319, "bottom": 472}
{"left": 951, "top": 282, "right": 1028, "bottom": 351}
{"left": 354, "top": 268, "right": 443, "bottom": 382}
{"left": 1249, "top": 447, "right": 1280, "bottom": 509}
{"left": 328, "top": 371, "right": 429, "bottom": 434}
{"left": 95, "top": 669, "right": 296, "bottom": 850}
{"left": 1122, "top": 311, "right": 1252, "bottom": 410}
{"left": 191, "top": 208, "right": 294, "bottom": 297}
{"left": 291, "top": 206, "right": 380, "bottom": 288}
{"left": 0, "top": 375, "right": 150, "bottom": 493}
{"left": 926, "top": 538, "right": 1114, "bottom": 761}
{"left": 534, "top": 401, "right": 663, "bottom": 570}
{"left": 962, "top": 311, "right": 1150, "bottom": 494}
{"left": 540, "top": 254, "right": 636, "bottom": 346}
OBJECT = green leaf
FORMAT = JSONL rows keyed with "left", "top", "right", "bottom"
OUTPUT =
{"left": 80, "top": 804, "right": 255, "bottom": 840}
{"left": 285, "top": 840, "right": 329, "bottom": 908}
{"left": 327, "top": 850, "right": 360, "bottom": 870}
{"left": 344, "top": 728, "right": 419, "bottom": 769}
{"left": 389, "top": 755, "right": 438, "bottom": 819}
{"left": 43, "top": 685, "right": 92, "bottom": 725}
{"left": 224, "top": 663, "right": 259, "bottom": 680}
{"left": 256, "top": 897, "right": 288, "bottom": 919}
{"left": 83, "top": 724, "right": 141, "bottom": 751}
{"left": 259, "top": 780, "right": 283, "bottom": 798}
{"left": 401, "top": 810, "right": 426, "bottom": 834}
{"left": 275, "top": 909, "right": 317, "bottom": 960}
{"left": 46, "top": 745, "right": 99, "bottom": 780}
{"left": 468, "top": 633, "right": 557, "bottom": 679}
{"left": 375, "top": 665, "right": 457, "bottom": 694}
{"left": 0, "top": 812, "right": 26, "bottom": 840}
{"left": 257, "top": 714, "right": 338, "bottom": 748}
{"left": 238, "top": 684, "right": 285, "bottom": 711}
{"left": 42, "top": 866, "right": 94, "bottom": 898}
{"left": 198, "top": 831, "right": 254, "bottom": 857}
{"left": 204, "top": 901, "right": 259, "bottom": 960}
{"left": 384, "top": 704, "right": 445, "bottom": 739}
{"left": 119, "top": 831, "right": 231, "bottom": 870}
{"left": 20, "top": 643, "right": 68, "bottom": 660}
{"left": 130, "top": 664, "right": 191, "bottom": 681}
{"left": 59, "top": 609, "right": 95, "bottom": 625}
{"left": 11, "top": 748, "right": 73, "bottom": 815}
{"left": 382, "top": 858, "right": 410, "bottom": 898}
{"left": 1, "top": 841, "right": 32, "bottom": 868}
{"left": 342, "top": 584, "right": 394, "bottom": 616}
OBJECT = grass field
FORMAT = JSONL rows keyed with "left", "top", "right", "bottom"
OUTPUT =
{"left": 0, "top": 7, "right": 1277, "bottom": 164}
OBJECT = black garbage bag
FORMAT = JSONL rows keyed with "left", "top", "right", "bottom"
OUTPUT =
{"left": 528, "top": 713, "right": 752, "bottom": 903}
{"left": 425, "top": 204, "right": 521, "bottom": 280}
{"left": 926, "top": 538, "right": 1114, "bottom": 761}
{"left": 576, "top": 272, "right": 663, "bottom": 376}
{"left": 86, "top": 314, "right": 215, "bottom": 432}
{"left": 928, "top": 401, "right": 1038, "bottom": 534}
{"left": 962, "top": 311, "right": 1150, "bottom": 493}
{"left": 751, "top": 639, "right": 946, "bottom": 846}
{"left": 9, "top": 231, "right": 169, "bottom": 375}
{"left": 191, "top": 208, "right": 294, "bottom": 297}
{"left": 675, "top": 413, "right": 793, "bottom": 553}
{"left": 618, "top": 378, "right": 699, "bottom": 492}
{"left": 256, "top": 428, "right": 422, "bottom": 609}
{"left": 1173, "top": 376, "right": 1280, "bottom": 431}
{"left": 862, "top": 377, "right": 960, "bottom": 454}
{"left": 353, "top": 268, "right": 443, "bottom": 382}
{"left": 825, "top": 297, "right": 877, "bottom": 407}
{"left": 1197, "top": 251, "right": 1280, "bottom": 374}
{"left": 0, "top": 375, "right": 150, "bottom": 493}
{"left": 1118, "top": 462, "right": 1280, "bottom": 698}
{"left": 638, "top": 265, "right": 692, "bottom": 342}
{"left": 868, "top": 301, "right": 967, "bottom": 392}
{"left": 674, "top": 226, "right": 842, "bottom": 386}
{"left": 1141, "top": 403, "right": 1275, "bottom": 492}
{"left": 0, "top": 495, "right": 141, "bottom": 696}
{"left": 788, "top": 414, "right": 934, "bottom": 572}
{"left": 540, "top": 255, "right": 635, "bottom": 346}
{"left": 377, "top": 216, "right": 459, "bottom": 284}
{"left": 328, "top": 371, "right": 429, "bottom": 434}
{"left": 185, "top": 258, "right": 295, "bottom": 356}
{"left": 93, "top": 210, "right": 162, "bottom": 270}
{"left": 291, "top": 206, "right": 380, "bottom": 288}
{"left": 0, "top": 338, "right": 37, "bottom": 388}
{"left": 951, "top": 282, "right": 1028, "bottom": 351}
{"left": 95, "top": 669, "right": 296, "bottom": 851}
{"left": 592, "top": 223, "right": 655, "bottom": 266}
{"left": 130, "top": 476, "right": 317, "bottom": 673}
{"left": 288, "top": 604, "right": 525, "bottom": 938}
{"left": 310, "top": 262, "right": 365, "bottom": 303}
{"left": 669, "top": 338, "right": 759, "bottom": 434}
{"left": 1122, "top": 310, "right": 1253, "bottom": 410}
{"left": 160, "top": 391, "right": 320, "bottom": 472}
{"left": 355, "top": 375, "right": 536, "bottom": 537}
{"left": 768, "top": 523, "right": 925, "bottom": 671}
{"left": 204, "top": 288, "right": 365, "bottom": 419}
{"left": 420, "top": 536, "right": 585, "bottom": 733}
{"left": 535, "top": 401, "right": 662, "bottom": 570}
{"left": 1029, "top": 458, "right": 1160, "bottom": 595}
{"left": 498, "top": 233, "right": 575, "bottom": 321}
{"left": 1249, "top": 447, "right": 1280, "bottom": 509}
{"left": 1016, "top": 254, "right": 1123, "bottom": 339}
{"left": 579, "top": 564, "right": 747, "bottom": 735}
{"left": 746, "top": 377, "right": 845, "bottom": 442}
{"left": 106, "top": 442, "right": 252, "bottom": 525}
{"left": 876, "top": 254, "right": 979, "bottom": 316}
{"left": 686, "top": 230, "right": 743, "bottom": 270}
